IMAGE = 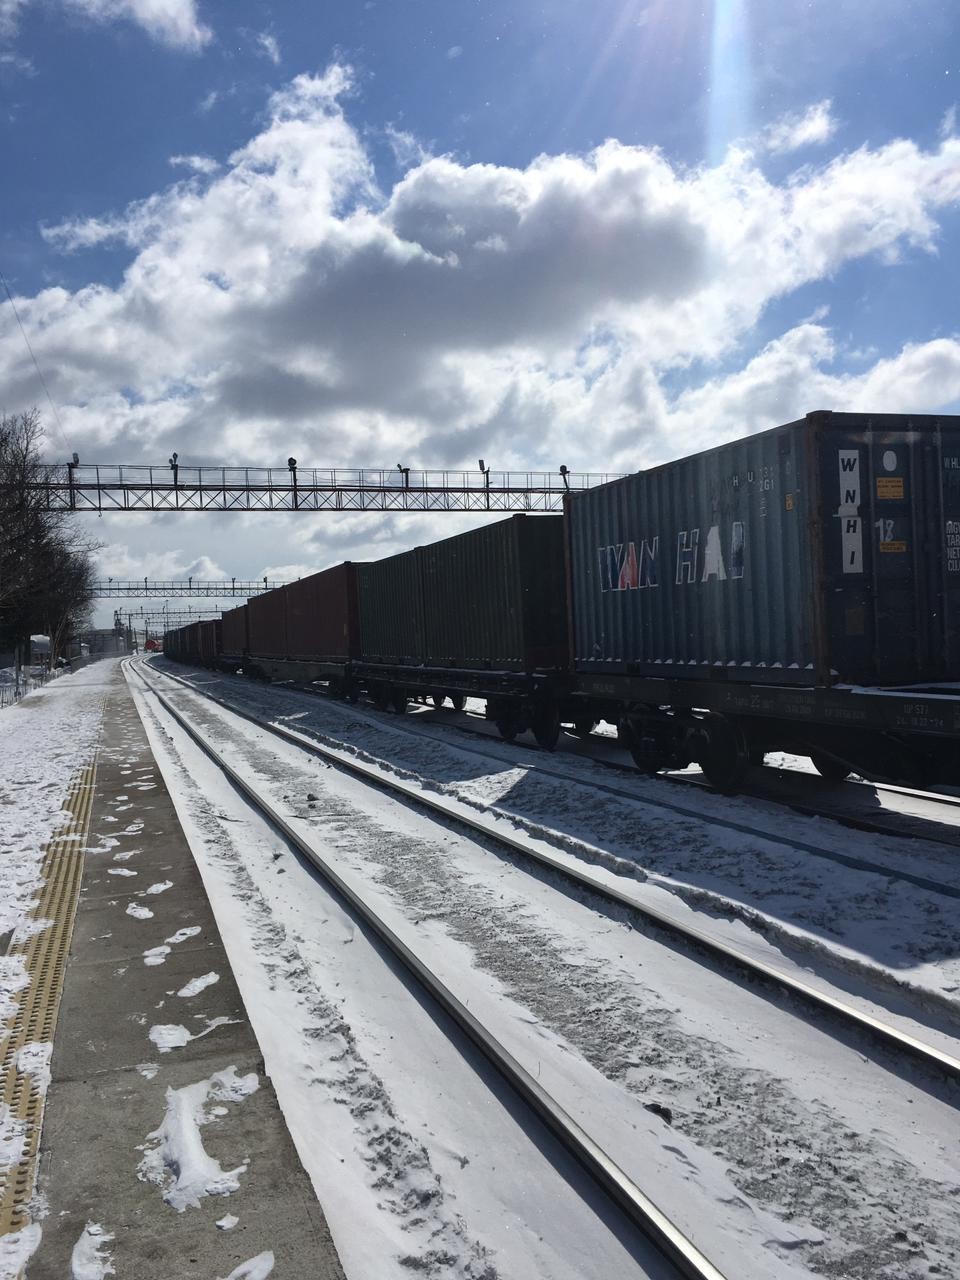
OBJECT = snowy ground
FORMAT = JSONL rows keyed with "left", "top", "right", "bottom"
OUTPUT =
{"left": 0, "top": 660, "right": 111, "bottom": 985}
{"left": 134, "top": 661, "right": 960, "bottom": 1280}
{"left": 0, "top": 659, "right": 111, "bottom": 1280}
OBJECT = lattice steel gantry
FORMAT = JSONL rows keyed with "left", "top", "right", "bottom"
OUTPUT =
{"left": 10, "top": 460, "right": 620, "bottom": 514}
{"left": 95, "top": 578, "right": 288, "bottom": 598}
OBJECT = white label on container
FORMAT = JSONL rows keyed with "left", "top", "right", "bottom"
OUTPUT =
{"left": 842, "top": 516, "right": 863, "bottom": 574}
{"left": 838, "top": 450, "right": 863, "bottom": 574}
{"left": 838, "top": 450, "right": 860, "bottom": 507}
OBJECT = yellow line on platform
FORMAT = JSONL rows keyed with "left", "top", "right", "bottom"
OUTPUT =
{"left": 0, "top": 756, "right": 98, "bottom": 1250}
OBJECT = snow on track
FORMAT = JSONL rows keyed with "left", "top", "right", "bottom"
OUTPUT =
{"left": 129, "top": 671, "right": 681, "bottom": 1280}
{"left": 159, "top": 664, "right": 960, "bottom": 1022}
{"left": 136, "top": 663, "right": 960, "bottom": 1280}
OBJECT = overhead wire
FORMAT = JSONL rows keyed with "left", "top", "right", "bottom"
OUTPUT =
{"left": 0, "top": 264, "right": 71, "bottom": 453}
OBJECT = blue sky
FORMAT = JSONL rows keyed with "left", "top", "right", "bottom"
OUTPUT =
{"left": 1, "top": 0, "right": 959, "bottom": 620}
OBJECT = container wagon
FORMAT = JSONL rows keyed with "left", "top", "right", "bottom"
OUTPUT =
{"left": 239, "top": 565, "right": 362, "bottom": 691}
{"left": 565, "top": 409, "right": 960, "bottom": 788}
{"left": 354, "top": 514, "right": 571, "bottom": 740}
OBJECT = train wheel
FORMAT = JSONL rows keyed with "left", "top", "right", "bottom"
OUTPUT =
{"left": 532, "top": 705, "right": 561, "bottom": 752}
{"left": 449, "top": 693, "right": 465, "bottom": 712}
{"left": 391, "top": 689, "right": 409, "bottom": 714}
{"left": 696, "top": 717, "right": 749, "bottom": 794}
{"left": 620, "top": 719, "right": 668, "bottom": 774}
{"left": 810, "top": 752, "right": 851, "bottom": 784}
{"left": 343, "top": 684, "right": 359, "bottom": 704}
{"left": 373, "top": 686, "right": 392, "bottom": 711}
{"left": 430, "top": 694, "right": 444, "bottom": 708}
{"left": 496, "top": 719, "right": 519, "bottom": 742}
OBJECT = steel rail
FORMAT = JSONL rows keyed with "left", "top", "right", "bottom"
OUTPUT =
{"left": 155, "top": 664, "right": 960, "bottom": 903}
{"left": 138, "top": 660, "right": 960, "bottom": 1088}
{"left": 358, "top": 701, "right": 960, "bottom": 894}
{"left": 126, "top": 660, "right": 725, "bottom": 1280}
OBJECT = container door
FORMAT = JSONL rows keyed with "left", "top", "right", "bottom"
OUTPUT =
{"left": 821, "top": 417, "right": 958, "bottom": 685}
{"left": 939, "top": 427, "right": 960, "bottom": 679}
{"left": 865, "top": 434, "right": 937, "bottom": 683}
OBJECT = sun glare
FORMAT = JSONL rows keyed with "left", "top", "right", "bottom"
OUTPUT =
{"left": 708, "top": 0, "right": 752, "bottom": 163}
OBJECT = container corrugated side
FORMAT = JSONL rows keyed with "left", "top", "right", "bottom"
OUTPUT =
{"left": 284, "top": 564, "right": 360, "bottom": 661}
{"left": 419, "top": 515, "right": 567, "bottom": 670}
{"left": 198, "top": 619, "right": 221, "bottom": 664}
{"left": 357, "top": 551, "right": 424, "bottom": 664}
{"left": 221, "top": 604, "right": 248, "bottom": 655}
{"left": 247, "top": 588, "right": 287, "bottom": 658}
{"left": 567, "top": 418, "right": 817, "bottom": 682}
{"left": 183, "top": 622, "right": 202, "bottom": 663}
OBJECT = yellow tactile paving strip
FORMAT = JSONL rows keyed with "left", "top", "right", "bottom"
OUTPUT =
{"left": 0, "top": 757, "right": 98, "bottom": 1241}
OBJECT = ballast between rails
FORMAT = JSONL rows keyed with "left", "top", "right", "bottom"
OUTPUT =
{"left": 126, "top": 660, "right": 725, "bottom": 1280}
{"left": 138, "top": 659, "right": 960, "bottom": 1088}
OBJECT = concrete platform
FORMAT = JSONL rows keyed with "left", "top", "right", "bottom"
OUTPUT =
{"left": 30, "top": 667, "right": 346, "bottom": 1279}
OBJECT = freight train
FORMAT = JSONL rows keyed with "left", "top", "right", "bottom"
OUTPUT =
{"left": 163, "top": 411, "right": 960, "bottom": 792}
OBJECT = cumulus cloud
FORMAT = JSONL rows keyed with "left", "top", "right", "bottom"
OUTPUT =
{"left": 62, "top": 0, "right": 211, "bottom": 49}
{"left": 385, "top": 124, "right": 431, "bottom": 170}
{"left": 5, "top": 72, "right": 960, "bottom": 507}
{"left": 761, "top": 99, "right": 837, "bottom": 154}
{"left": 664, "top": 324, "right": 960, "bottom": 454}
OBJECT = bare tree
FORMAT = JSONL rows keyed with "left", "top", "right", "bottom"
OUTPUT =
{"left": 0, "top": 409, "right": 98, "bottom": 679}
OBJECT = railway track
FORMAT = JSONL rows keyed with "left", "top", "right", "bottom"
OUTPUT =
{"left": 162, "top": 661, "right": 960, "bottom": 903}
{"left": 418, "top": 705, "right": 960, "bottom": 864}
{"left": 364, "top": 702, "right": 960, "bottom": 901}
{"left": 137, "top": 659, "right": 960, "bottom": 1086}
{"left": 133, "top": 658, "right": 960, "bottom": 1276}
{"left": 126, "top": 657, "right": 724, "bottom": 1280}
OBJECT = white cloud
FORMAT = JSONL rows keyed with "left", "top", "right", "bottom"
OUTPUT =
{"left": 446, "top": 45, "right": 462, "bottom": 59}
{"left": 0, "top": 0, "right": 26, "bottom": 40}
{"left": 761, "top": 100, "right": 837, "bottom": 154}
{"left": 941, "top": 105, "right": 957, "bottom": 140}
{"left": 384, "top": 124, "right": 431, "bottom": 170}
{"left": 62, "top": 0, "right": 211, "bottom": 48}
{"left": 6, "top": 73, "right": 960, "bottom": 509}
{"left": 256, "top": 30, "right": 279, "bottom": 64}
{"left": 663, "top": 324, "right": 960, "bottom": 455}
{"left": 0, "top": 47, "right": 32, "bottom": 73}
{"left": 169, "top": 153, "right": 219, "bottom": 175}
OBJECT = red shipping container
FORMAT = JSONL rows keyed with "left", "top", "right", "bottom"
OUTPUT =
{"left": 198, "top": 619, "right": 222, "bottom": 665}
{"left": 247, "top": 587, "right": 287, "bottom": 658}
{"left": 283, "top": 564, "right": 360, "bottom": 662}
{"left": 221, "top": 604, "right": 249, "bottom": 655}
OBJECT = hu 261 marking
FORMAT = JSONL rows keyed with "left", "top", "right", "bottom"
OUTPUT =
{"left": 598, "top": 523, "right": 745, "bottom": 592}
